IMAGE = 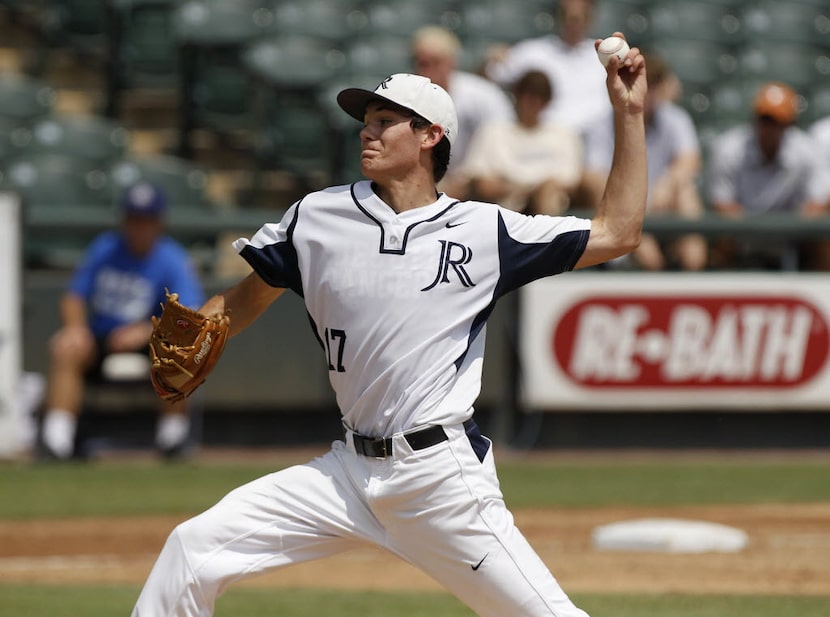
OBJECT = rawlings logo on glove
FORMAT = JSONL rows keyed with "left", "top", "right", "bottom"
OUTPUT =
{"left": 149, "top": 291, "right": 230, "bottom": 402}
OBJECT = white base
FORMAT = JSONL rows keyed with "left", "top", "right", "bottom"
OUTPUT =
{"left": 592, "top": 518, "right": 748, "bottom": 553}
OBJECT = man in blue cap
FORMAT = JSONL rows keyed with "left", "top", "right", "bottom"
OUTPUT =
{"left": 40, "top": 182, "right": 205, "bottom": 460}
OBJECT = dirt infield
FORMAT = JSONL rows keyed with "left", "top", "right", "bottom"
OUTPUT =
{"left": 2, "top": 502, "right": 829, "bottom": 596}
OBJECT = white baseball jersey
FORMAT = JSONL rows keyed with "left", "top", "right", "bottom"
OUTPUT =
{"left": 234, "top": 180, "right": 591, "bottom": 436}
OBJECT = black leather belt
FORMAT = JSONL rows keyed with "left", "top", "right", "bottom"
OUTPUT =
{"left": 351, "top": 420, "right": 475, "bottom": 458}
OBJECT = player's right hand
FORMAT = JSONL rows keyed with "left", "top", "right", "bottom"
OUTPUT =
{"left": 600, "top": 32, "right": 646, "bottom": 115}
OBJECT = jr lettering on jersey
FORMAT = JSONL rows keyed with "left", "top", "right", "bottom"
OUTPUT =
{"left": 421, "top": 240, "right": 476, "bottom": 291}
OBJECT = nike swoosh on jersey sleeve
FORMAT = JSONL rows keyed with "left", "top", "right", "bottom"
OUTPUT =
{"left": 233, "top": 204, "right": 303, "bottom": 295}
{"left": 495, "top": 210, "right": 591, "bottom": 297}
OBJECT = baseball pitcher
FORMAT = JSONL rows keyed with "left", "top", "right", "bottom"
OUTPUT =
{"left": 134, "top": 32, "right": 647, "bottom": 617}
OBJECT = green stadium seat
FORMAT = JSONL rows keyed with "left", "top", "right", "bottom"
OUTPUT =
{"left": 343, "top": 35, "right": 410, "bottom": 82}
{"left": 241, "top": 34, "right": 345, "bottom": 188}
{"left": 108, "top": 154, "right": 214, "bottom": 211}
{"left": 647, "top": 0, "right": 743, "bottom": 46}
{"left": 457, "top": 2, "right": 554, "bottom": 45}
{"left": 646, "top": 39, "right": 739, "bottom": 93}
{"left": 2, "top": 152, "right": 111, "bottom": 211}
{"left": 738, "top": 43, "right": 829, "bottom": 92}
{"left": 2, "top": 151, "right": 111, "bottom": 267}
{"left": 271, "top": 0, "right": 364, "bottom": 43}
{"left": 0, "top": 73, "right": 54, "bottom": 124}
{"left": 707, "top": 79, "right": 767, "bottom": 129}
{"left": 105, "top": 0, "right": 180, "bottom": 117}
{"left": 804, "top": 84, "right": 830, "bottom": 126}
{"left": 173, "top": 0, "right": 274, "bottom": 157}
{"left": 589, "top": 0, "right": 651, "bottom": 43}
{"left": 23, "top": 113, "right": 130, "bottom": 165}
{"left": 37, "top": 0, "right": 108, "bottom": 56}
{"left": 242, "top": 34, "right": 344, "bottom": 91}
{"left": 740, "top": 0, "right": 829, "bottom": 46}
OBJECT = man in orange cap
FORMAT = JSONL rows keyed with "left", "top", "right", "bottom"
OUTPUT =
{"left": 707, "top": 82, "right": 830, "bottom": 270}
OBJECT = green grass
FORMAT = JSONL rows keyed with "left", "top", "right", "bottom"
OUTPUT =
{"left": 1, "top": 456, "right": 828, "bottom": 616}
{"left": 497, "top": 459, "right": 830, "bottom": 508}
{"left": 0, "top": 456, "right": 828, "bottom": 519}
{"left": 1, "top": 585, "right": 828, "bottom": 617}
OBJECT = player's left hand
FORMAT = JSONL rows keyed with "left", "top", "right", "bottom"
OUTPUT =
{"left": 598, "top": 32, "right": 647, "bottom": 115}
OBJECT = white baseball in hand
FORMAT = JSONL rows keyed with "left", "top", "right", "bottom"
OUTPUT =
{"left": 597, "top": 36, "right": 630, "bottom": 67}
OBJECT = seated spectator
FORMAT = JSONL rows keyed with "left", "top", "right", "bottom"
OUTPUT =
{"left": 484, "top": 0, "right": 610, "bottom": 138}
{"left": 411, "top": 25, "right": 514, "bottom": 198}
{"left": 708, "top": 82, "right": 830, "bottom": 270}
{"left": 460, "top": 70, "right": 582, "bottom": 215}
{"left": 582, "top": 52, "right": 708, "bottom": 271}
{"left": 39, "top": 183, "right": 205, "bottom": 460}
{"left": 809, "top": 113, "right": 830, "bottom": 204}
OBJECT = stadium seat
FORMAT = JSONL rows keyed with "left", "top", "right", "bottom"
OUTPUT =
{"left": 2, "top": 152, "right": 110, "bottom": 210}
{"left": 647, "top": 0, "right": 743, "bottom": 46}
{"left": 173, "top": 0, "right": 274, "bottom": 157}
{"left": 804, "top": 83, "right": 830, "bottom": 126}
{"left": 738, "top": 43, "right": 829, "bottom": 92}
{"left": 456, "top": 2, "right": 554, "bottom": 45}
{"left": 2, "top": 151, "right": 111, "bottom": 266}
{"left": 589, "top": 0, "right": 650, "bottom": 43}
{"left": 105, "top": 0, "right": 180, "bottom": 117}
{"left": 740, "top": 0, "right": 829, "bottom": 46}
{"left": 108, "top": 154, "right": 214, "bottom": 211}
{"left": 646, "top": 39, "right": 739, "bottom": 93}
{"left": 0, "top": 72, "right": 54, "bottom": 124}
{"left": 242, "top": 34, "right": 344, "bottom": 91}
{"left": 706, "top": 79, "right": 767, "bottom": 129}
{"left": 22, "top": 113, "right": 130, "bottom": 165}
{"left": 343, "top": 35, "right": 410, "bottom": 81}
{"left": 37, "top": 0, "right": 108, "bottom": 57}
{"left": 241, "top": 34, "right": 345, "bottom": 187}
{"left": 271, "top": 0, "right": 364, "bottom": 43}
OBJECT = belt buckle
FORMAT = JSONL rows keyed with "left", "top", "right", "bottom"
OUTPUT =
{"left": 375, "top": 438, "right": 388, "bottom": 459}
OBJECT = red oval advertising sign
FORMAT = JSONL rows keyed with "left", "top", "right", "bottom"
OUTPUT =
{"left": 553, "top": 296, "right": 830, "bottom": 388}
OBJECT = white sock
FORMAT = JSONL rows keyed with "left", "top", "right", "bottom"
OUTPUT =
{"left": 156, "top": 414, "right": 190, "bottom": 451}
{"left": 42, "top": 409, "right": 77, "bottom": 459}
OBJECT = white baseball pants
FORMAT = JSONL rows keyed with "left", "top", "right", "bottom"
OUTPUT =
{"left": 131, "top": 422, "right": 589, "bottom": 617}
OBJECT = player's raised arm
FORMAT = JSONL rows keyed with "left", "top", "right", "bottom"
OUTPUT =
{"left": 200, "top": 272, "right": 285, "bottom": 338}
{"left": 576, "top": 33, "right": 648, "bottom": 270}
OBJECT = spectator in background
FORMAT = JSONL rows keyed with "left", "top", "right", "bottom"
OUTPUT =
{"left": 809, "top": 113, "right": 830, "bottom": 202}
{"left": 484, "top": 0, "right": 610, "bottom": 138}
{"left": 582, "top": 52, "right": 707, "bottom": 271}
{"left": 461, "top": 70, "right": 582, "bottom": 215}
{"left": 708, "top": 82, "right": 830, "bottom": 270}
{"left": 412, "top": 25, "right": 514, "bottom": 199}
{"left": 39, "top": 183, "right": 205, "bottom": 460}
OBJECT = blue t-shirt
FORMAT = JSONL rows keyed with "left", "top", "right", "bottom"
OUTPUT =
{"left": 69, "top": 231, "right": 205, "bottom": 338}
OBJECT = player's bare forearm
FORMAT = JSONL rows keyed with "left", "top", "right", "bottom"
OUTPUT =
{"left": 599, "top": 109, "right": 647, "bottom": 242}
{"left": 576, "top": 34, "right": 647, "bottom": 269}
{"left": 200, "top": 272, "right": 285, "bottom": 337}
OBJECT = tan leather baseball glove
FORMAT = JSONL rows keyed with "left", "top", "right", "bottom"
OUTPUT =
{"left": 149, "top": 291, "right": 230, "bottom": 402}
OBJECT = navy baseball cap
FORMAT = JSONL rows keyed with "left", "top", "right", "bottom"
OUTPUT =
{"left": 122, "top": 182, "right": 167, "bottom": 217}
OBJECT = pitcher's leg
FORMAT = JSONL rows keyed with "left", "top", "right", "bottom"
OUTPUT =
{"left": 132, "top": 447, "right": 381, "bottom": 617}
{"left": 382, "top": 428, "right": 589, "bottom": 617}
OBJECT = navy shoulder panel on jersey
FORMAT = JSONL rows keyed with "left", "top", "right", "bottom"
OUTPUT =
{"left": 494, "top": 212, "right": 589, "bottom": 298}
{"left": 239, "top": 201, "right": 304, "bottom": 296}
